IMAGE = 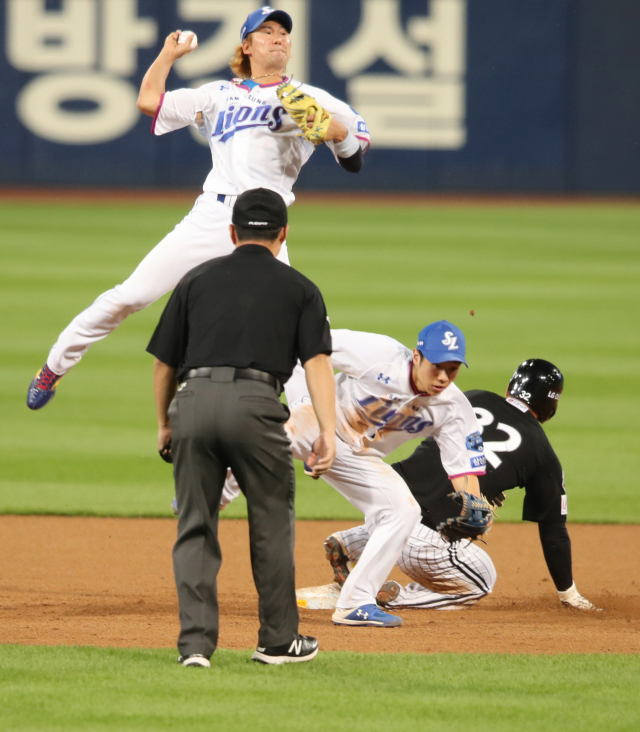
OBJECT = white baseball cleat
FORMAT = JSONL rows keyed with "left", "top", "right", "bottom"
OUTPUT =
{"left": 558, "top": 583, "right": 601, "bottom": 610}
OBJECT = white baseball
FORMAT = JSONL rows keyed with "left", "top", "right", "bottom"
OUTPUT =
{"left": 177, "top": 30, "right": 198, "bottom": 49}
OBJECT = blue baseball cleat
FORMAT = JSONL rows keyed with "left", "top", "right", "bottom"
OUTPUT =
{"left": 332, "top": 603, "right": 403, "bottom": 627}
{"left": 26, "top": 364, "right": 62, "bottom": 410}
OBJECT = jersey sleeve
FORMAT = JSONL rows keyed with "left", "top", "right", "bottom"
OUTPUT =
{"left": 300, "top": 83, "right": 371, "bottom": 157}
{"left": 296, "top": 285, "right": 332, "bottom": 366}
{"left": 151, "top": 85, "right": 219, "bottom": 136}
{"left": 432, "top": 389, "right": 487, "bottom": 479}
{"left": 522, "top": 444, "right": 567, "bottom": 522}
{"left": 330, "top": 330, "right": 403, "bottom": 379}
{"left": 146, "top": 277, "right": 190, "bottom": 367}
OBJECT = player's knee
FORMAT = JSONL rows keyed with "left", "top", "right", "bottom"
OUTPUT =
{"left": 380, "top": 502, "right": 421, "bottom": 538}
{"left": 474, "top": 548, "right": 497, "bottom": 593}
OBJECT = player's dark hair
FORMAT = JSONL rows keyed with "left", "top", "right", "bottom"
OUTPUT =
{"left": 234, "top": 224, "right": 283, "bottom": 243}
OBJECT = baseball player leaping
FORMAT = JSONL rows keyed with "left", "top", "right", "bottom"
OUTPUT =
{"left": 27, "top": 6, "right": 369, "bottom": 409}
{"left": 326, "top": 359, "right": 598, "bottom": 611}
{"left": 271, "top": 321, "right": 487, "bottom": 627}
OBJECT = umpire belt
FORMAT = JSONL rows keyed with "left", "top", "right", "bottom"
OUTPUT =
{"left": 184, "top": 367, "right": 282, "bottom": 396}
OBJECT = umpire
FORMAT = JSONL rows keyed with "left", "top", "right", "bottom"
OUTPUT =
{"left": 147, "top": 188, "right": 336, "bottom": 667}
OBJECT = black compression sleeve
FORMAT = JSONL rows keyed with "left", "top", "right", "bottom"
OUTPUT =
{"left": 338, "top": 147, "right": 363, "bottom": 173}
{"left": 538, "top": 522, "right": 573, "bottom": 591}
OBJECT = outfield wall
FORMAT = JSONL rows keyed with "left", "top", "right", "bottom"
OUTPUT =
{"left": 0, "top": 0, "right": 638, "bottom": 193}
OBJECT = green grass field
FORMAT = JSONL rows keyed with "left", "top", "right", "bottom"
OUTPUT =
{"left": 1, "top": 646, "right": 639, "bottom": 732}
{"left": 1, "top": 198, "right": 640, "bottom": 730}
{"left": 1, "top": 199, "right": 638, "bottom": 521}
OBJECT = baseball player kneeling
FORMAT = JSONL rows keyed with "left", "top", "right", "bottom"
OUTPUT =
{"left": 326, "top": 359, "right": 598, "bottom": 611}
{"left": 215, "top": 322, "right": 492, "bottom": 626}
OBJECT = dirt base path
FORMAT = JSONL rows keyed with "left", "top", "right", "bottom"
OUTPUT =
{"left": 1, "top": 516, "right": 638, "bottom": 654}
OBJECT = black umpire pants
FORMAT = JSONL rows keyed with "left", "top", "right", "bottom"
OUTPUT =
{"left": 168, "top": 367, "right": 298, "bottom": 657}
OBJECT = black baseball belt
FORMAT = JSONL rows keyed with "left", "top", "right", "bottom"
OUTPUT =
{"left": 184, "top": 366, "right": 282, "bottom": 395}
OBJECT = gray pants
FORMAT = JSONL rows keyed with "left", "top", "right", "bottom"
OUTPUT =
{"left": 169, "top": 368, "right": 298, "bottom": 657}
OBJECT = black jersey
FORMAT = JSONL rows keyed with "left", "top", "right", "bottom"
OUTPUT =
{"left": 393, "top": 390, "right": 567, "bottom": 531}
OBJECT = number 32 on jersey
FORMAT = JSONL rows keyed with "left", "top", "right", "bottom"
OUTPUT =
{"left": 473, "top": 407, "right": 522, "bottom": 469}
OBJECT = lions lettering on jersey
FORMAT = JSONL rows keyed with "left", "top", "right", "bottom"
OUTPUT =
{"left": 355, "top": 395, "right": 434, "bottom": 434}
{"left": 212, "top": 99, "right": 284, "bottom": 142}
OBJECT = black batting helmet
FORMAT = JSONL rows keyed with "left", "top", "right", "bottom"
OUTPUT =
{"left": 507, "top": 359, "right": 564, "bottom": 423}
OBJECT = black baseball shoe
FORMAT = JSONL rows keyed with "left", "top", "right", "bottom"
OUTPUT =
{"left": 252, "top": 635, "right": 319, "bottom": 665}
{"left": 177, "top": 654, "right": 210, "bottom": 668}
{"left": 324, "top": 535, "right": 350, "bottom": 586}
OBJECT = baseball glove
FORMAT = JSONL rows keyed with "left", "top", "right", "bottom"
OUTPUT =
{"left": 436, "top": 491, "right": 493, "bottom": 542}
{"left": 276, "top": 81, "right": 332, "bottom": 145}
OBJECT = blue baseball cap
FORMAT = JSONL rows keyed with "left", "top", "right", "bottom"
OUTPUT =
{"left": 416, "top": 321, "right": 468, "bottom": 367}
{"left": 241, "top": 6, "right": 293, "bottom": 41}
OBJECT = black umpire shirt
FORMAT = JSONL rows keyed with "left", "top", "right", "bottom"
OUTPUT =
{"left": 394, "top": 390, "right": 567, "bottom": 531}
{"left": 146, "top": 245, "right": 332, "bottom": 382}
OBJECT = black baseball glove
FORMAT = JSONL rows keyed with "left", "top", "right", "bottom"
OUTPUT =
{"left": 436, "top": 491, "right": 493, "bottom": 542}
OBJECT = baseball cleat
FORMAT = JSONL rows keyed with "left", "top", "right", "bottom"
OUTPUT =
{"left": 332, "top": 604, "right": 403, "bottom": 628}
{"left": 324, "top": 535, "right": 350, "bottom": 586}
{"left": 26, "top": 364, "right": 62, "bottom": 410}
{"left": 376, "top": 580, "right": 402, "bottom": 607}
{"left": 252, "top": 635, "right": 319, "bottom": 665}
{"left": 178, "top": 654, "right": 210, "bottom": 668}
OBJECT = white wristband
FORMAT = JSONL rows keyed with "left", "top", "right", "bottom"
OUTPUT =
{"left": 332, "top": 131, "right": 360, "bottom": 158}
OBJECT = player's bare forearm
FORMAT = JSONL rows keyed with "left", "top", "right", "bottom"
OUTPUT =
{"left": 137, "top": 31, "right": 196, "bottom": 116}
{"left": 303, "top": 353, "right": 336, "bottom": 474}
{"left": 450, "top": 474, "right": 481, "bottom": 497}
{"left": 153, "top": 358, "right": 177, "bottom": 429}
{"left": 325, "top": 118, "right": 347, "bottom": 143}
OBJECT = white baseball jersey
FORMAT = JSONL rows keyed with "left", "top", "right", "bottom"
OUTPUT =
{"left": 330, "top": 330, "right": 487, "bottom": 477}
{"left": 152, "top": 76, "right": 370, "bottom": 206}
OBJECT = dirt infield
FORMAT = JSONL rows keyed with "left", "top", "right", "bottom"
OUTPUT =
{"left": 2, "top": 516, "right": 638, "bottom": 655}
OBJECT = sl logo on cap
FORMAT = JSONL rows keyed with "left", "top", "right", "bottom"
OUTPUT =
{"left": 441, "top": 332, "right": 459, "bottom": 350}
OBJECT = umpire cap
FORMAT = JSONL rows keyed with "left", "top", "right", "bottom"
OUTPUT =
{"left": 232, "top": 188, "right": 288, "bottom": 230}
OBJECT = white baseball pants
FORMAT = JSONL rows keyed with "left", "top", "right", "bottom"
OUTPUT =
{"left": 284, "top": 366, "right": 422, "bottom": 610}
{"left": 47, "top": 193, "right": 289, "bottom": 375}
{"left": 333, "top": 520, "right": 496, "bottom": 609}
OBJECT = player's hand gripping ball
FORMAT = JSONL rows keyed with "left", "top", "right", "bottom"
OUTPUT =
{"left": 437, "top": 491, "right": 494, "bottom": 542}
{"left": 277, "top": 82, "right": 332, "bottom": 145}
{"left": 177, "top": 30, "right": 198, "bottom": 49}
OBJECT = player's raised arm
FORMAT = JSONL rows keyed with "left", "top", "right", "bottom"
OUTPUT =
{"left": 137, "top": 31, "right": 198, "bottom": 116}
